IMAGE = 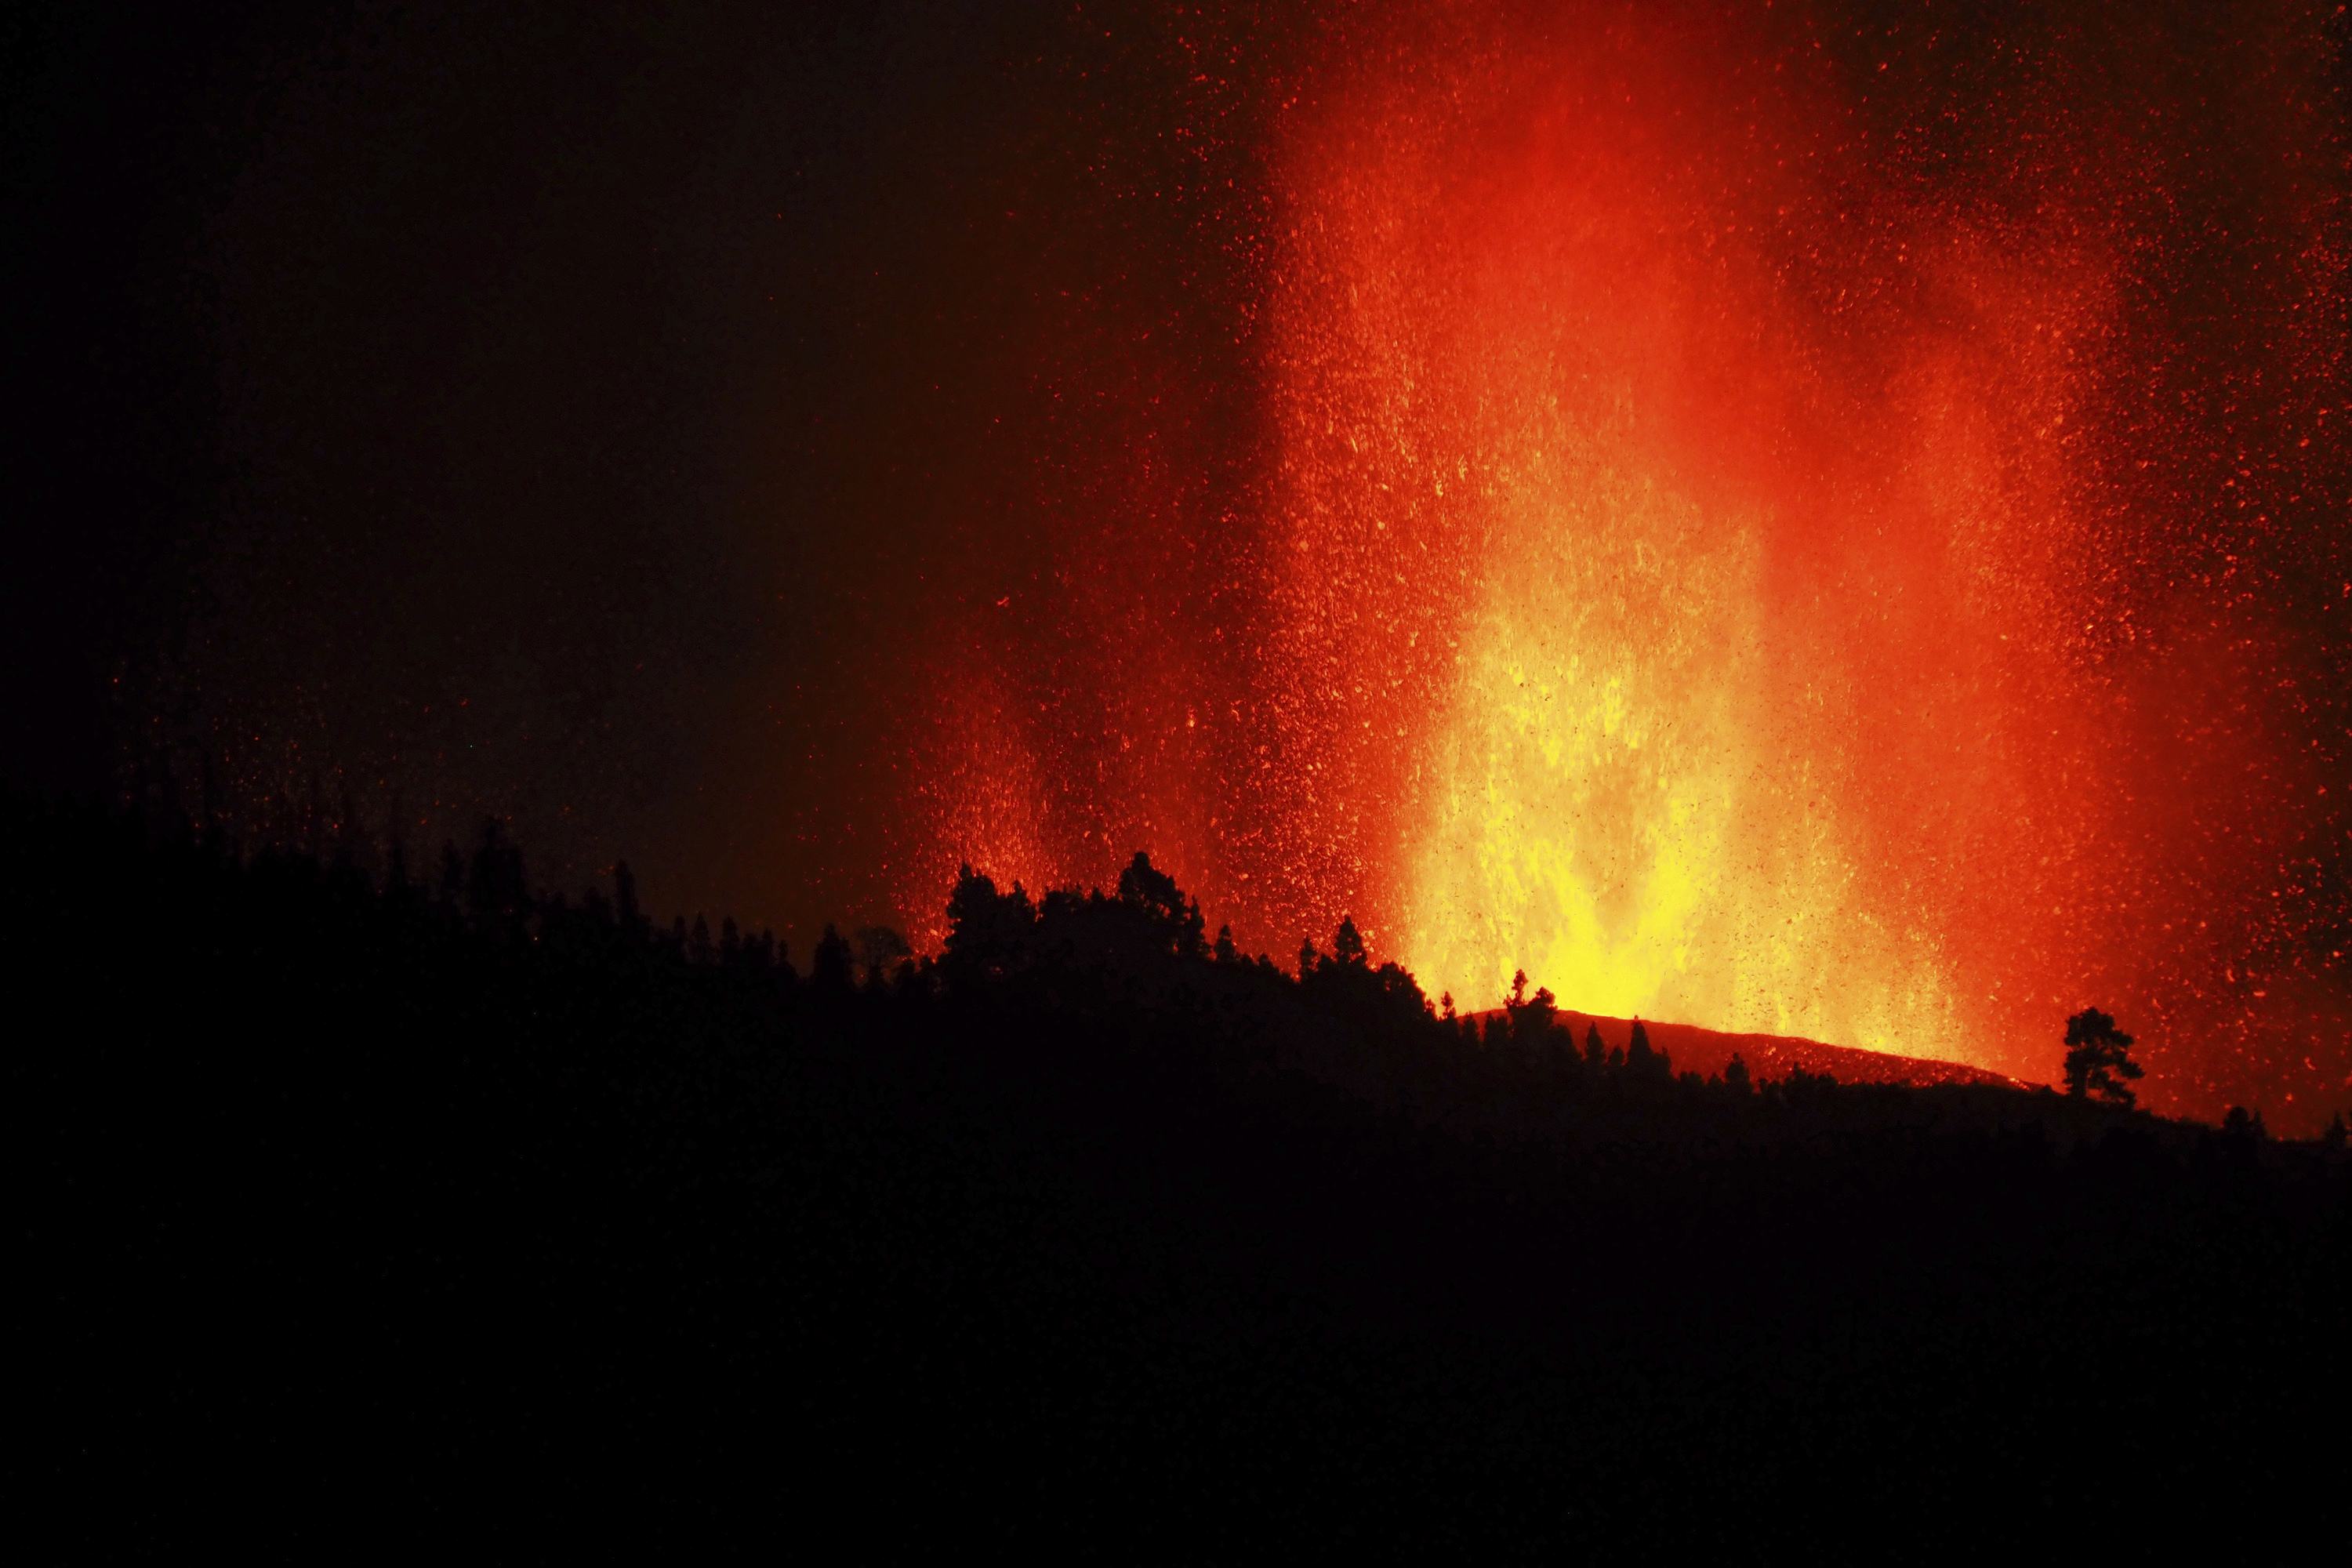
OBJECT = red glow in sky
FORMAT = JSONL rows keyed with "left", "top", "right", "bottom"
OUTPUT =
{"left": 165, "top": 1, "right": 2350, "bottom": 1131}
{"left": 911, "top": 2, "right": 2351, "bottom": 1125}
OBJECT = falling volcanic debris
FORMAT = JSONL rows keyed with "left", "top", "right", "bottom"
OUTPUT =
{"left": 909, "top": 1, "right": 2352, "bottom": 1127}
{"left": 150, "top": 2, "right": 2350, "bottom": 1130}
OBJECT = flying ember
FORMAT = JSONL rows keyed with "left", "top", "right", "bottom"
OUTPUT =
{"left": 920, "top": 2, "right": 2350, "bottom": 1120}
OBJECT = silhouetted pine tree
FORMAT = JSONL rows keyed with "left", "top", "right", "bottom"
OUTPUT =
{"left": 2063, "top": 1009, "right": 2143, "bottom": 1107}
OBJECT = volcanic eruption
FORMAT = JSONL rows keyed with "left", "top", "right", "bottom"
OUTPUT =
{"left": 910, "top": 2, "right": 2352, "bottom": 1123}
{"left": 138, "top": 1, "right": 2350, "bottom": 1128}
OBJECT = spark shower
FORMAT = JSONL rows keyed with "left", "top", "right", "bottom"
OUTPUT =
{"left": 913, "top": 2, "right": 2350, "bottom": 1120}
{"left": 169, "top": 1, "right": 2349, "bottom": 1125}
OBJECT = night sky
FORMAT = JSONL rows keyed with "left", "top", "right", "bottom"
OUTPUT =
{"left": 10, "top": 0, "right": 2350, "bottom": 1128}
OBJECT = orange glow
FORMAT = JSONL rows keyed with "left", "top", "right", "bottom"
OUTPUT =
{"left": 1258, "top": 21, "right": 2128, "bottom": 1065}
{"left": 909, "top": 3, "right": 2351, "bottom": 1121}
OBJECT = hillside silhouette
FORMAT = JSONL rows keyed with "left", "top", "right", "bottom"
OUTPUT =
{"left": 1460, "top": 1009, "right": 2022, "bottom": 1089}
{"left": 14, "top": 801, "right": 2348, "bottom": 1555}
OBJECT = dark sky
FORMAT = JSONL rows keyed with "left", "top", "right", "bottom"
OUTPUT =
{"left": 9, "top": 1, "right": 2349, "bottom": 1125}
{"left": 7, "top": 0, "right": 1284, "bottom": 927}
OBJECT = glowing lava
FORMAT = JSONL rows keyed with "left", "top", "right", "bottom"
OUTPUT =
{"left": 912, "top": 2, "right": 2351, "bottom": 1121}
{"left": 1259, "top": 17, "right": 2138, "bottom": 1060}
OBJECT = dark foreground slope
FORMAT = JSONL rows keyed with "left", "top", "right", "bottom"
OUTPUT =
{"left": 1465, "top": 1011, "right": 2023, "bottom": 1088}
{"left": 14, "top": 808, "right": 2347, "bottom": 1556}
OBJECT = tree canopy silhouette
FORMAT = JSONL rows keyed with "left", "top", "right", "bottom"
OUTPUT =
{"left": 2063, "top": 1008, "right": 2143, "bottom": 1107}
{"left": 12, "top": 800, "right": 2344, "bottom": 1560}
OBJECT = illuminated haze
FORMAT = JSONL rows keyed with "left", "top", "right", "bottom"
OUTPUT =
{"left": 133, "top": 2, "right": 2350, "bottom": 1127}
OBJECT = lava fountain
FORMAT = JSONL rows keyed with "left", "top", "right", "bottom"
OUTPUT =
{"left": 144, "top": 0, "right": 2352, "bottom": 1124}
{"left": 1249, "top": 2, "right": 2352, "bottom": 1105}
{"left": 1262, "top": 13, "right": 2132, "bottom": 1062}
{"left": 915, "top": 1, "right": 2350, "bottom": 1120}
